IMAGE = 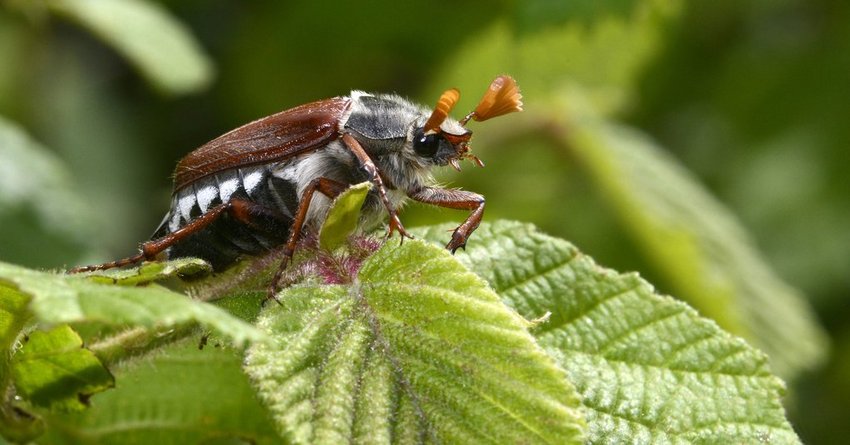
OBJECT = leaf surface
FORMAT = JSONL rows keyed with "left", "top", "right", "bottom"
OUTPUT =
{"left": 0, "top": 261, "right": 264, "bottom": 348}
{"left": 39, "top": 339, "right": 279, "bottom": 444}
{"left": 245, "top": 239, "right": 586, "bottom": 444}
{"left": 11, "top": 325, "right": 113, "bottom": 411}
{"left": 417, "top": 221, "right": 801, "bottom": 444}
{"left": 319, "top": 182, "right": 372, "bottom": 251}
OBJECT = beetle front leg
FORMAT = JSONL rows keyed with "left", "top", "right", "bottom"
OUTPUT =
{"left": 341, "top": 133, "right": 412, "bottom": 242}
{"left": 408, "top": 187, "right": 485, "bottom": 253}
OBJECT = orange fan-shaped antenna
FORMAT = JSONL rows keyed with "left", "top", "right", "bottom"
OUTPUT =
{"left": 467, "top": 75, "right": 523, "bottom": 123}
{"left": 423, "top": 88, "right": 460, "bottom": 134}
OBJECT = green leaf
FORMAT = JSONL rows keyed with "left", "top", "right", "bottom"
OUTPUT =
{"left": 11, "top": 325, "right": 113, "bottom": 411}
{"left": 0, "top": 284, "right": 38, "bottom": 441}
{"left": 84, "top": 257, "right": 211, "bottom": 286}
{"left": 0, "top": 284, "right": 31, "bottom": 398}
{"left": 319, "top": 182, "right": 372, "bottom": 251}
{"left": 0, "top": 285, "right": 30, "bottom": 363}
{"left": 46, "top": 0, "right": 214, "bottom": 95}
{"left": 551, "top": 99, "right": 827, "bottom": 380}
{"left": 245, "top": 239, "right": 586, "bottom": 444}
{"left": 39, "top": 339, "right": 280, "bottom": 444}
{"left": 417, "top": 221, "right": 801, "bottom": 443}
{"left": 0, "top": 261, "right": 265, "bottom": 348}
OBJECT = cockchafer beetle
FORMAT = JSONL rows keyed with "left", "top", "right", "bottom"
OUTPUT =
{"left": 71, "top": 76, "right": 523, "bottom": 298}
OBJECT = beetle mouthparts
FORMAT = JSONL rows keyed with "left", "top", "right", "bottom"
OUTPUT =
{"left": 461, "top": 75, "right": 523, "bottom": 125}
{"left": 423, "top": 88, "right": 460, "bottom": 134}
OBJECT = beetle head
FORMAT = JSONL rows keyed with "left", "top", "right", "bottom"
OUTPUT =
{"left": 415, "top": 75, "right": 523, "bottom": 170}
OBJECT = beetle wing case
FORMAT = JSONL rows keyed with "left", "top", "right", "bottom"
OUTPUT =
{"left": 173, "top": 97, "right": 351, "bottom": 191}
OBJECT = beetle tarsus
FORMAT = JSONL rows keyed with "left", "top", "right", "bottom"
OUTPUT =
{"left": 446, "top": 230, "right": 469, "bottom": 253}
{"left": 68, "top": 252, "right": 147, "bottom": 274}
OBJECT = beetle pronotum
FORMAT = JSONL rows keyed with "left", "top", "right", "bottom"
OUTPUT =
{"left": 71, "top": 76, "right": 523, "bottom": 298}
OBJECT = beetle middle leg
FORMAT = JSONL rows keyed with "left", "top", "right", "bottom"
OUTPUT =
{"left": 69, "top": 199, "right": 280, "bottom": 274}
{"left": 267, "top": 177, "right": 348, "bottom": 301}
{"left": 409, "top": 186, "right": 485, "bottom": 253}
{"left": 341, "top": 133, "right": 412, "bottom": 242}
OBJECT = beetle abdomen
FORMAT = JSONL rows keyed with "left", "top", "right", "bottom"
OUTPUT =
{"left": 153, "top": 164, "right": 300, "bottom": 270}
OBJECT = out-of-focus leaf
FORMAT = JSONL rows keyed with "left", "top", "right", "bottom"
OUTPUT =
{"left": 0, "top": 261, "right": 265, "bottom": 347}
{"left": 547, "top": 94, "right": 827, "bottom": 379}
{"left": 417, "top": 221, "right": 801, "bottom": 443}
{"left": 11, "top": 325, "right": 113, "bottom": 411}
{"left": 245, "top": 239, "right": 586, "bottom": 444}
{"left": 0, "top": 117, "right": 93, "bottom": 247}
{"left": 40, "top": 339, "right": 280, "bottom": 444}
{"left": 428, "top": 0, "right": 679, "bottom": 118}
{"left": 318, "top": 182, "right": 371, "bottom": 251}
{"left": 46, "top": 0, "right": 214, "bottom": 95}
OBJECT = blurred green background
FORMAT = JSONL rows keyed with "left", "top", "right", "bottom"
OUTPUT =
{"left": 0, "top": 0, "right": 847, "bottom": 442}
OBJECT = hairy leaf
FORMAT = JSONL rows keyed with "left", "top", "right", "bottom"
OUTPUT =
{"left": 0, "top": 261, "right": 264, "bottom": 347}
{"left": 417, "top": 221, "right": 801, "bottom": 444}
{"left": 83, "top": 257, "right": 211, "bottom": 286}
{"left": 245, "top": 239, "right": 586, "bottom": 444}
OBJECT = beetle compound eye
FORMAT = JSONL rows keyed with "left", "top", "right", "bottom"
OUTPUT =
{"left": 413, "top": 128, "right": 441, "bottom": 157}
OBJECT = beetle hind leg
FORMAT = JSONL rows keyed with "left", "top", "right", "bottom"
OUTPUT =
{"left": 68, "top": 199, "right": 279, "bottom": 275}
{"left": 267, "top": 177, "right": 347, "bottom": 303}
{"left": 68, "top": 253, "right": 148, "bottom": 274}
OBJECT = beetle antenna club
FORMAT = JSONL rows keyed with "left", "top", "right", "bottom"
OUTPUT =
{"left": 70, "top": 76, "right": 523, "bottom": 301}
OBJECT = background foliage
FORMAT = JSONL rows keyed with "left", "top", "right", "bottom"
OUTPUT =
{"left": 0, "top": 0, "right": 847, "bottom": 443}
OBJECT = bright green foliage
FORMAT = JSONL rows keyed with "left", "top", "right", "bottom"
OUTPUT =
{"left": 417, "top": 221, "right": 800, "bottom": 444}
{"left": 319, "top": 182, "right": 372, "bottom": 251}
{"left": 0, "top": 220, "right": 803, "bottom": 443}
{"left": 245, "top": 239, "right": 587, "bottom": 444}
{"left": 44, "top": 0, "right": 213, "bottom": 94}
{"left": 39, "top": 339, "right": 279, "bottom": 445}
{"left": 11, "top": 325, "right": 113, "bottom": 412}
{"left": 0, "top": 260, "right": 264, "bottom": 347}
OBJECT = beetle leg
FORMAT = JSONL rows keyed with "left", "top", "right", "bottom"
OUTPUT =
{"left": 68, "top": 199, "right": 276, "bottom": 273}
{"left": 268, "top": 177, "right": 347, "bottom": 302}
{"left": 408, "top": 187, "right": 485, "bottom": 253}
{"left": 341, "top": 133, "right": 412, "bottom": 242}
